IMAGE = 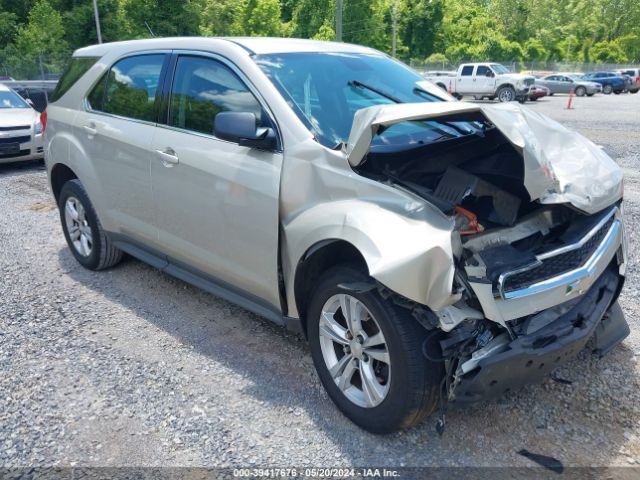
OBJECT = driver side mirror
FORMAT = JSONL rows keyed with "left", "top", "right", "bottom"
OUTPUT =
{"left": 214, "top": 111, "right": 277, "bottom": 150}
{"left": 25, "top": 98, "right": 34, "bottom": 107}
{"left": 485, "top": 70, "right": 495, "bottom": 78}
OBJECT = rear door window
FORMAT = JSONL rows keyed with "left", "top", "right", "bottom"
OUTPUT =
{"left": 88, "top": 54, "right": 167, "bottom": 123}
{"left": 460, "top": 66, "right": 474, "bottom": 76}
{"left": 167, "top": 55, "right": 263, "bottom": 137}
{"left": 50, "top": 57, "right": 99, "bottom": 103}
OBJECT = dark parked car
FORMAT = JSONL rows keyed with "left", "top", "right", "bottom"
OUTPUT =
{"left": 582, "top": 72, "right": 627, "bottom": 94}
{"left": 616, "top": 68, "right": 640, "bottom": 94}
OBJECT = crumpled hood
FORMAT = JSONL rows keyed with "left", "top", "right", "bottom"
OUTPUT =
{"left": 346, "top": 102, "right": 623, "bottom": 215}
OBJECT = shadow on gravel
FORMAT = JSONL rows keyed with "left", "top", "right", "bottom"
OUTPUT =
{"left": 57, "top": 244, "right": 640, "bottom": 467}
{"left": 0, "top": 159, "right": 44, "bottom": 176}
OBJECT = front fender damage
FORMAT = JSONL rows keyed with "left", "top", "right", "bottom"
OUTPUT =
{"left": 280, "top": 138, "right": 459, "bottom": 319}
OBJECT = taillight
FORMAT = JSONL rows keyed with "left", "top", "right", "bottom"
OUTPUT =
{"left": 40, "top": 110, "right": 47, "bottom": 133}
{"left": 636, "top": 76, "right": 640, "bottom": 83}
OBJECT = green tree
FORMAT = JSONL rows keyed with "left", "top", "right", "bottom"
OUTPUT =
{"left": 312, "top": 19, "right": 335, "bottom": 41}
{"left": 591, "top": 40, "right": 629, "bottom": 63}
{"left": 399, "top": 0, "right": 444, "bottom": 58}
{"left": 200, "top": 0, "right": 244, "bottom": 36}
{"left": 0, "top": 11, "right": 19, "bottom": 47}
{"left": 11, "top": 0, "right": 69, "bottom": 77}
{"left": 523, "top": 38, "right": 546, "bottom": 61}
{"left": 241, "top": 0, "right": 285, "bottom": 36}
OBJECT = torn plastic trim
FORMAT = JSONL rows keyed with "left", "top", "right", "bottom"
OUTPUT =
{"left": 345, "top": 102, "right": 623, "bottom": 215}
{"left": 449, "top": 268, "right": 624, "bottom": 403}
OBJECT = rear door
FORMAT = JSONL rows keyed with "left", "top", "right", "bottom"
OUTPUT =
{"left": 557, "top": 76, "right": 572, "bottom": 93}
{"left": 149, "top": 52, "right": 283, "bottom": 309}
{"left": 456, "top": 65, "right": 475, "bottom": 93}
{"left": 74, "top": 52, "right": 169, "bottom": 246}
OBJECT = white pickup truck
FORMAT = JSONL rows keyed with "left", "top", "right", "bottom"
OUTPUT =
{"left": 424, "top": 63, "right": 535, "bottom": 102}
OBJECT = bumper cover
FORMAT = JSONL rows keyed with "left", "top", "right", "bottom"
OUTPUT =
{"left": 451, "top": 267, "right": 627, "bottom": 403}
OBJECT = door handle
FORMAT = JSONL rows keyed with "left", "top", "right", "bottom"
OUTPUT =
{"left": 155, "top": 148, "right": 179, "bottom": 166}
{"left": 83, "top": 125, "right": 97, "bottom": 135}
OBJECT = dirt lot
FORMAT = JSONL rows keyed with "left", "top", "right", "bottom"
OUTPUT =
{"left": 1, "top": 92, "right": 640, "bottom": 471}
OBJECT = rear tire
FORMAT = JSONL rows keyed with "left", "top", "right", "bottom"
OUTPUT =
{"left": 575, "top": 86, "right": 586, "bottom": 97}
{"left": 307, "top": 266, "right": 442, "bottom": 433}
{"left": 58, "top": 179, "right": 123, "bottom": 271}
{"left": 603, "top": 84, "right": 613, "bottom": 94}
{"left": 630, "top": 89, "right": 638, "bottom": 94}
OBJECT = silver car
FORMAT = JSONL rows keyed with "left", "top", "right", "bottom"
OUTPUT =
{"left": 45, "top": 38, "right": 628, "bottom": 433}
{"left": 0, "top": 83, "right": 45, "bottom": 164}
{"left": 535, "top": 74, "right": 601, "bottom": 96}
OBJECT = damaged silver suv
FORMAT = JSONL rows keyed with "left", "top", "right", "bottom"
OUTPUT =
{"left": 45, "top": 38, "right": 628, "bottom": 433}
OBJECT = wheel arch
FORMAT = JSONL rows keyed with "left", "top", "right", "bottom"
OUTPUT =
{"left": 496, "top": 82, "right": 516, "bottom": 92}
{"left": 293, "top": 239, "right": 368, "bottom": 336}
{"left": 50, "top": 163, "right": 78, "bottom": 202}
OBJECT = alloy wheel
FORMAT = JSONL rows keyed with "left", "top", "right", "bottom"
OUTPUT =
{"left": 499, "top": 88, "right": 514, "bottom": 102}
{"left": 64, "top": 196, "right": 93, "bottom": 257}
{"left": 318, "top": 293, "right": 391, "bottom": 408}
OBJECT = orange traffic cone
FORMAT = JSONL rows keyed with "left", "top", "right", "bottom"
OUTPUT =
{"left": 566, "top": 88, "right": 574, "bottom": 110}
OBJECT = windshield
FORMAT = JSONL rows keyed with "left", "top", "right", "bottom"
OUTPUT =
{"left": 254, "top": 52, "right": 460, "bottom": 148}
{"left": 0, "top": 90, "right": 29, "bottom": 109}
{"left": 490, "top": 64, "right": 511, "bottom": 74}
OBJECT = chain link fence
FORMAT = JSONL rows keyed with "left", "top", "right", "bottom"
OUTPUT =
{"left": 0, "top": 53, "right": 70, "bottom": 81}
{"left": 412, "top": 59, "right": 639, "bottom": 75}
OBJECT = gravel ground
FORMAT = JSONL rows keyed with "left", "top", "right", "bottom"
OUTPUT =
{"left": 1, "top": 92, "right": 640, "bottom": 470}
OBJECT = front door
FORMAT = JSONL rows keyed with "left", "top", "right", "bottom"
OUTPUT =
{"left": 150, "top": 53, "right": 283, "bottom": 309}
{"left": 473, "top": 65, "right": 496, "bottom": 94}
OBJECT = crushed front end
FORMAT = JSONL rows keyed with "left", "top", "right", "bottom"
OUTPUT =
{"left": 348, "top": 102, "right": 629, "bottom": 403}
{"left": 438, "top": 203, "right": 628, "bottom": 403}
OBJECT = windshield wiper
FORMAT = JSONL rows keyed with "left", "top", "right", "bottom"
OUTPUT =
{"left": 348, "top": 80, "right": 401, "bottom": 103}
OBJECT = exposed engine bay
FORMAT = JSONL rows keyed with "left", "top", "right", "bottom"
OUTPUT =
{"left": 354, "top": 111, "right": 628, "bottom": 403}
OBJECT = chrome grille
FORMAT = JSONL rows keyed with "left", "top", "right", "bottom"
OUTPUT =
{"left": 0, "top": 125, "right": 30, "bottom": 132}
{"left": 0, "top": 135, "right": 30, "bottom": 144}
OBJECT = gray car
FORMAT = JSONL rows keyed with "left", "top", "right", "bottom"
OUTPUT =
{"left": 536, "top": 74, "right": 601, "bottom": 96}
{"left": 45, "top": 38, "right": 628, "bottom": 433}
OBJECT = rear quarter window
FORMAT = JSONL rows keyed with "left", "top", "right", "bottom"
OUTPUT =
{"left": 50, "top": 57, "right": 99, "bottom": 103}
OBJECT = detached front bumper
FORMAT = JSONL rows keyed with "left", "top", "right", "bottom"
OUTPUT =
{"left": 451, "top": 266, "right": 628, "bottom": 402}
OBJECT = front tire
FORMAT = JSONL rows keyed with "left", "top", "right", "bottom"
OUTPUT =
{"left": 497, "top": 85, "right": 516, "bottom": 102}
{"left": 575, "top": 86, "right": 586, "bottom": 97}
{"left": 307, "top": 266, "right": 442, "bottom": 433}
{"left": 630, "top": 89, "right": 638, "bottom": 94}
{"left": 603, "top": 84, "right": 613, "bottom": 94}
{"left": 58, "top": 179, "right": 123, "bottom": 270}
